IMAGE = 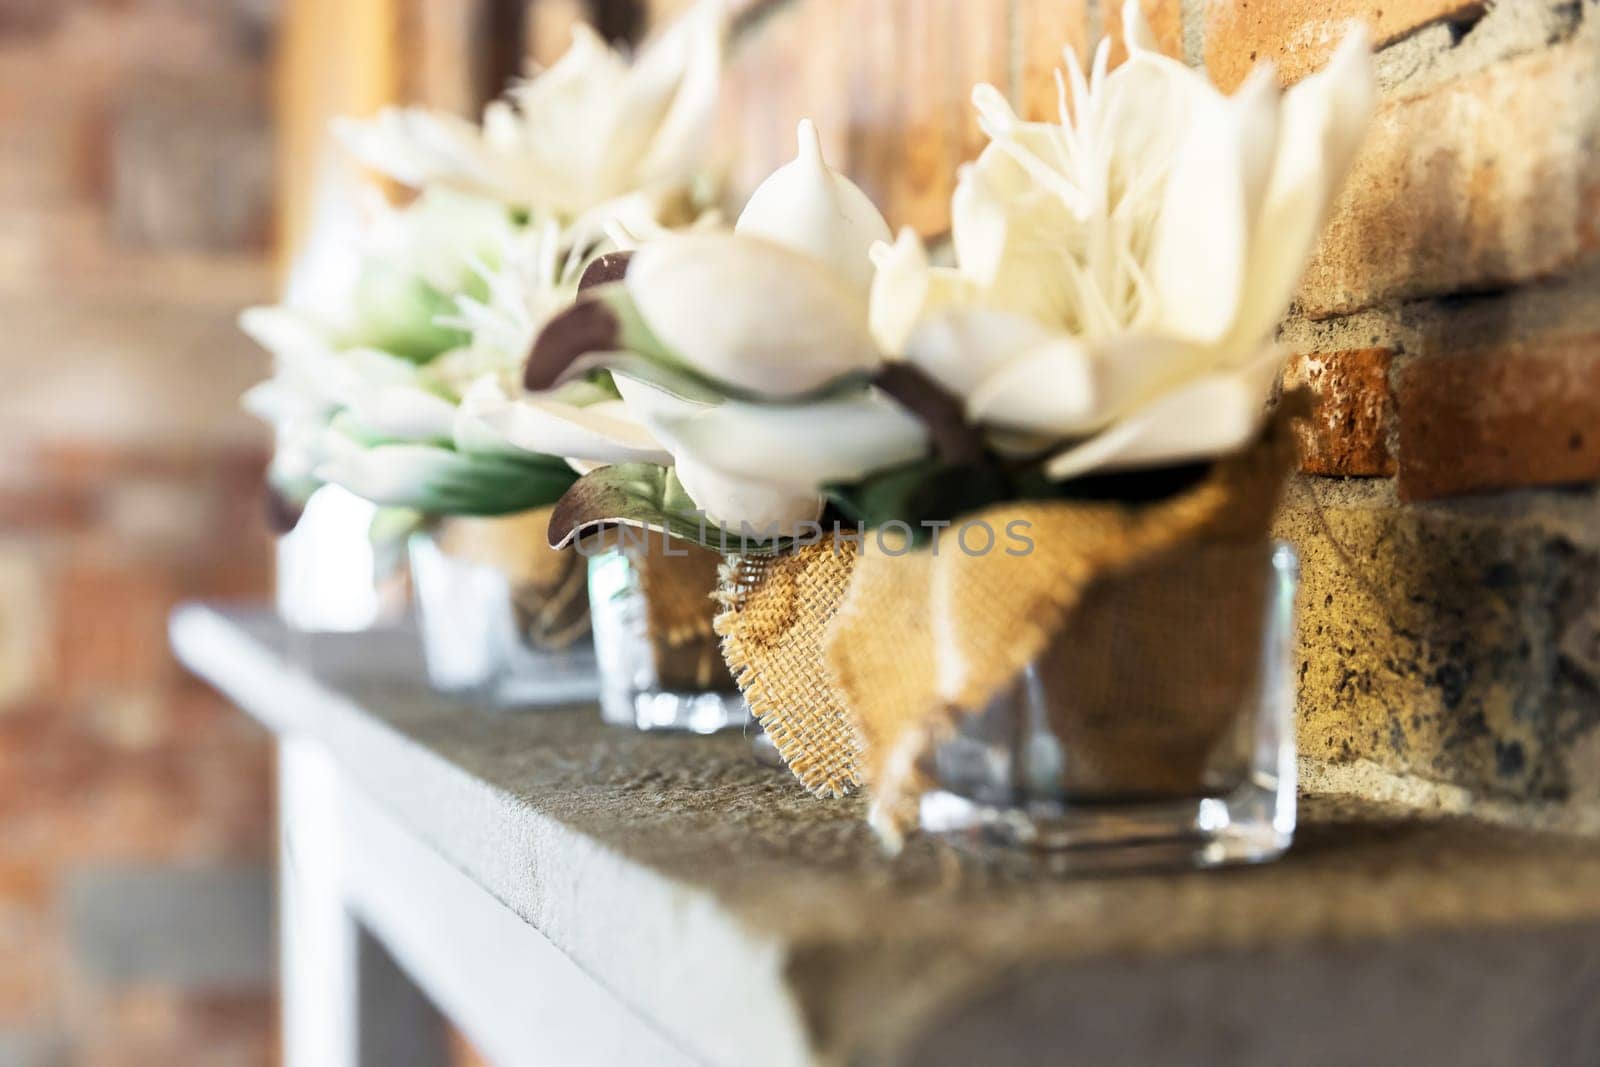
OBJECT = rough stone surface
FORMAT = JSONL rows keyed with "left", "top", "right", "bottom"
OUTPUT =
{"left": 1282, "top": 347, "right": 1397, "bottom": 477}
{"left": 179, "top": 608, "right": 1600, "bottom": 1067}
{"left": 1204, "top": 0, "right": 1484, "bottom": 91}
{"left": 1395, "top": 333, "right": 1600, "bottom": 500}
{"left": 1275, "top": 480, "right": 1600, "bottom": 808}
{"left": 1296, "top": 19, "right": 1600, "bottom": 319}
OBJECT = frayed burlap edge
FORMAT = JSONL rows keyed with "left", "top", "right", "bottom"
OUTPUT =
{"left": 828, "top": 397, "right": 1309, "bottom": 844}
{"left": 714, "top": 540, "right": 863, "bottom": 798}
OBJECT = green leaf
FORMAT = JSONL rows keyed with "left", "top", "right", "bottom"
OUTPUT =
{"left": 351, "top": 269, "right": 472, "bottom": 363}
{"left": 357, "top": 447, "right": 578, "bottom": 517}
{"left": 824, "top": 459, "right": 1012, "bottom": 544}
{"left": 547, "top": 462, "right": 721, "bottom": 550}
{"left": 430, "top": 453, "right": 577, "bottom": 517}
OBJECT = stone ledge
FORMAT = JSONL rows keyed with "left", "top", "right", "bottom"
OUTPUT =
{"left": 172, "top": 604, "right": 1600, "bottom": 1066}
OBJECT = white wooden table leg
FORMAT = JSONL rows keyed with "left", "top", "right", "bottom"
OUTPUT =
{"left": 278, "top": 737, "right": 448, "bottom": 1067}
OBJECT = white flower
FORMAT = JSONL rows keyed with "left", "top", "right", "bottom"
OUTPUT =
{"left": 242, "top": 199, "right": 576, "bottom": 517}
{"left": 734, "top": 118, "right": 892, "bottom": 298}
{"left": 536, "top": 120, "right": 920, "bottom": 533}
{"left": 870, "top": 0, "right": 1374, "bottom": 478}
{"left": 336, "top": 0, "right": 726, "bottom": 230}
{"left": 439, "top": 222, "right": 675, "bottom": 476}
{"left": 457, "top": 376, "right": 672, "bottom": 470}
{"left": 622, "top": 229, "right": 883, "bottom": 396}
{"left": 347, "top": 189, "right": 518, "bottom": 362}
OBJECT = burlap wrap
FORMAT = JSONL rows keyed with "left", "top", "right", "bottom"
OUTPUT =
{"left": 714, "top": 399, "right": 1305, "bottom": 837}
{"left": 716, "top": 540, "right": 863, "bottom": 797}
{"left": 630, "top": 540, "right": 736, "bottom": 692}
{"left": 434, "top": 507, "right": 590, "bottom": 650}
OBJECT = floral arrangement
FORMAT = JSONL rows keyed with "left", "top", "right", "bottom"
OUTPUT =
{"left": 244, "top": 0, "right": 1376, "bottom": 856}
{"left": 242, "top": 1, "right": 727, "bottom": 530}
{"left": 535, "top": 8, "right": 1372, "bottom": 550}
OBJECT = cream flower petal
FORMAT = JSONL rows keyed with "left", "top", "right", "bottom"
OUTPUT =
{"left": 612, "top": 372, "right": 712, "bottom": 424}
{"left": 736, "top": 119, "right": 892, "bottom": 298}
{"left": 1147, "top": 66, "right": 1281, "bottom": 346}
{"left": 672, "top": 452, "right": 823, "bottom": 535}
{"left": 315, "top": 439, "right": 464, "bottom": 507}
{"left": 241, "top": 309, "right": 415, "bottom": 416}
{"left": 345, "top": 384, "right": 459, "bottom": 443}
{"left": 625, "top": 232, "right": 881, "bottom": 397}
{"left": 334, "top": 109, "right": 497, "bottom": 195}
{"left": 1224, "top": 27, "right": 1374, "bottom": 361}
{"left": 964, "top": 336, "right": 1100, "bottom": 435}
{"left": 867, "top": 228, "right": 977, "bottom": 355}
{"left": 903, "top": 308, "right": 1057, "bottom": 399}
{"left": 1042, "top": 347, "right": 1283, "bottom": 479}
{"left": 239, "top": 307, "right": 333, "bottom": 373}
{"left": 335, "top": 4, "right": 721, "bottom": 216}
{"left": 242, "top": 380, "right": 323, "bottom": 425}
{"left": 626, "top": 0, "right": 727, "bottom": 189}
{"left": 457, "top": 378, "right": 671, "bottom": 465}
{"left": 652, "top": 391, "right": 927, "bottom": 491}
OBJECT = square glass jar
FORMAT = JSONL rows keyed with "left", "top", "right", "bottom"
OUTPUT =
{"left": 408, "top": 517, "right": 598, "bottom": 708}
{"left": 586, "top": 539, "right": 749, "bottom": 733}
{"left": 919, "top": 541, "right": 1300, "bottom": 872}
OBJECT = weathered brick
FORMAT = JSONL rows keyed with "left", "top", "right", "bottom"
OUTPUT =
{"left": 722, "top": 0, "right": 1007, "bottom": 235}
{"left": 1276, "top": 483, "right": 1600, "bottom": 808}
{"left": 77, "top": 988, "right": 275, "bottom": 1067}
{"left": 50, "top": 558, "right": 179, "bottom": 696}
{"left": 1104, "top": 0, "right": 1184, "bottom": 68}
{"left": 109, "top": 71, "right": 272, "bottom": 252}
{"left": 0, "top": 696, "right": 273, "bottom": 865}
{"left": 717, "top": 1, "right": 846, "bottom": 207}
{"left": 1016, "top": 0, "right": 1091, "bottom": 122}
{"left": 884, "top": 0, "right": 1009, "bottom": 232}
{"left": 1282, "top": 347, "right": 1397, "bottom": 477}
{"left": 953, "top": 0, "right": 1012, "bottom": 167}
{"left": 1205, "top": 0, "right": 1482, "bottom": 91}
{"left": 0, "top": 862, "right": 57, "bottom": 1025}
{"left": 0, "top": 546, "right": 49, "bottom": 707}
{"left": 1298, "top": 27, "right": 1600, "bottom": 318}
{"left": 1395, "top": 333, "right": 1600, "bottom": 501}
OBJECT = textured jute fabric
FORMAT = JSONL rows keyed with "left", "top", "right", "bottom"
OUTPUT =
{"left": 1011, "top": 540, "right": 1272, "bottom": 800}
{"left": 434, "top": 508, "right": 590, "bottom": 650}
{"left": 833, "top": 400, "right": 1306, "bottom": 839}
{"left": 715, "top": 540, "right": 863, "bottom": 797}
{"left": 715, "top": 399, "right": 1306, "bottom": 839}
{"left": 632, "top": 540, "right": 736, "bottom": 691}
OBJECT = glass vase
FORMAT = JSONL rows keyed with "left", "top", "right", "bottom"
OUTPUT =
{"left": 276, "top": 485, "right": 407, "bottom": 633}
{"left": 919, "top": 541, "right": 1299, "bottom": 872}
{"left": 586, "top": 538, "right": 750, "bottom": 733}
{"left": 408, "top": 513, "right": 598, "bottom": 708}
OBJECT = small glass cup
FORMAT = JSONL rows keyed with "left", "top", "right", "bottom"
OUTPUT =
{"left": 586, "top": 539, "right": 750, "bottom": 733}
{"left": 276, "top": 485, "right": 407, "bottom": 633}
{"left": 408, "top": 518, "right": 598, "bottom": 708}
{"left": 919, "top": 541, "right": 1299, "bottom": 872}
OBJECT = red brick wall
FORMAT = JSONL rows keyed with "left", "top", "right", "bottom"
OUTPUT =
{"left": 681, "top": 0, "right": 1600, "bottom": 810}
{"left": 0, "top": 1, "right": 280, "bottom": 1062}
{"left": 9, "top": 1, "right": 1596, "bottom": 1056}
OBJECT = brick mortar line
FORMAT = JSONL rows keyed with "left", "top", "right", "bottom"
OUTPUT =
{"left": 1178, "top": 0, "right": 1206, "bottom": 68}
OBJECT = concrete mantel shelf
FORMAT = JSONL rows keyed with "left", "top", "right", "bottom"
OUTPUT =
{"left": 171, "top": 603, "right": 1600, "bottom": 1067}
